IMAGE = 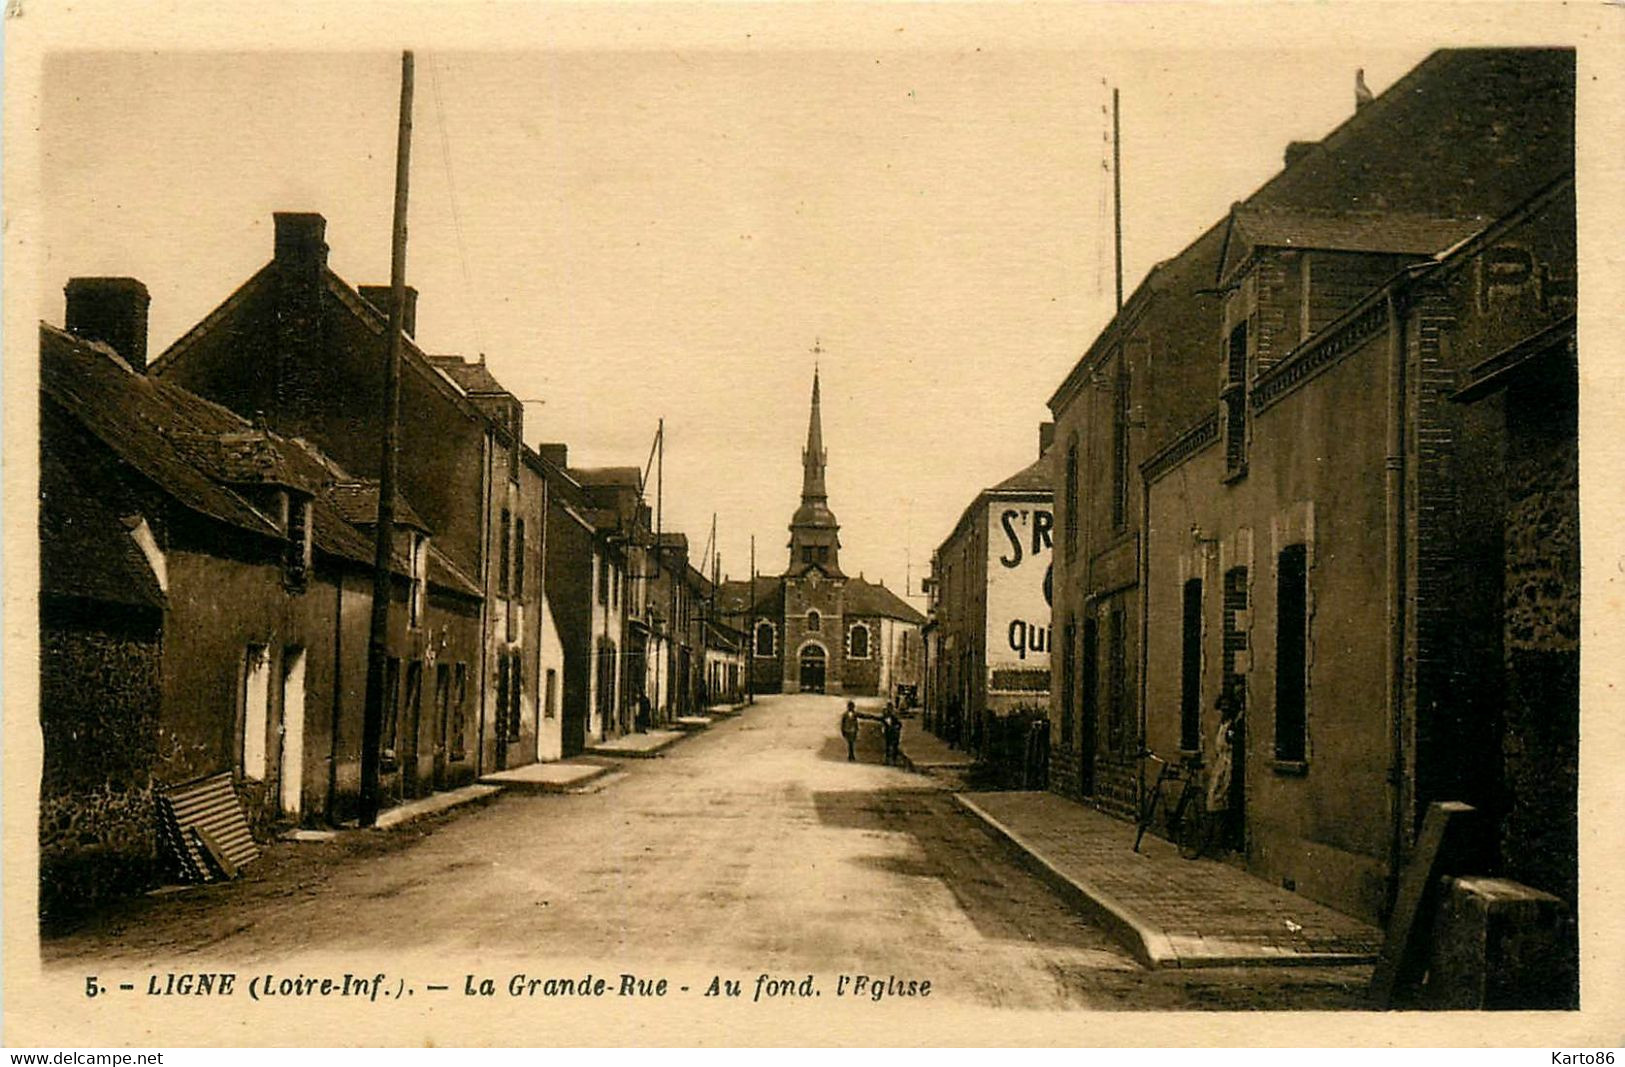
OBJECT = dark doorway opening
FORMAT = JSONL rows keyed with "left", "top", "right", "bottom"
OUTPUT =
{"left": 799, "top": 645, "right": 827, "bottom": 693}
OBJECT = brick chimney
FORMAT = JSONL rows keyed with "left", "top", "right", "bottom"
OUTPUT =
{"left": 358, "top": 284, "right": 419, "bottom": 337}
{"left": 537, "top": 443, "right": 568, "bottom": 470}
{"left": 270, "top": 213, "right": 328, "bottom": 422}
{"left": 273, "top": 212, "right": 328, "bottom": 267}
{"left": 1038, "top": 421, "right": 1056, "bottom": 457}
{"left": 64, "top": 277, "right": 150, "bottom": 371}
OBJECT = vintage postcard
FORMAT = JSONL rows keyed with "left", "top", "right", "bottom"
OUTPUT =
{"left": 5, "top": 0, "right": 1623, "bottom": 1049}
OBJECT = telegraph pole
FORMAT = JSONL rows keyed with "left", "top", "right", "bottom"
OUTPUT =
{"left": 1113, "top": 86, "right": 1123, "bottom": 316}
{"left": 360, "top": 51, "right": 415, "bottom": 827}
{"left": 747, "top": 535, "right": 756, "bottom": 705}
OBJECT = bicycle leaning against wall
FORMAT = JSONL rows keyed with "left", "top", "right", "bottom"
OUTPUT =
{"left": 1132, "top": 749, "right": 1216, "bottom": 859}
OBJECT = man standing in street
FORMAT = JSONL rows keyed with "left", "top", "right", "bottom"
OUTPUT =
{"left": 840, "top": 701, "right": 861, "bottom": 761}
{"left": 882, "top": 704, "right": 904, "bottom": 766}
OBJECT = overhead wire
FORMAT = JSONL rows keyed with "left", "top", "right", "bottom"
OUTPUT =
{"left": 429, "top": 56, "right": 489, "bottom": 363}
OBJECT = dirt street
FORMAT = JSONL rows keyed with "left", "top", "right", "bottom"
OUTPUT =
{"left": 46, "top": 694, "right": 1367, "bottom": 1010}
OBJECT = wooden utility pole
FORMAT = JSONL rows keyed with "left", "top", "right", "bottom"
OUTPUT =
{"left": 359, "top": 51, "right": 415, "bottom": 827}
{"left": 747, "top": 535, "right": 756, "bottom": 705}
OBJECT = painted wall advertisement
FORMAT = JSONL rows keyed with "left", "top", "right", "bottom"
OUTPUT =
{"left": 984, "top": 503, "right": 1053, "bottom": 694}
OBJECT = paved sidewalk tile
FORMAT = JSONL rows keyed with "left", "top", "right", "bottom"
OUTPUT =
{"left": 479, "top": 760, "right": 612, "bottom": 792}
{"left": 673, "top": 715, "right": 713, "bottom": 731}
{"left": 585, "top": 729, "right": 687, "bottom": 758}
{"left": 957, "top": 790, "right": 1382, "bottom": 971}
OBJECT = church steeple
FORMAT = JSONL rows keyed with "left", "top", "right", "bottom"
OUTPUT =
{"left": 788, "top": 362, "right": 842, "bottom": 575}
{"left": 802, "top": 367, "right": 828, "bottom": 502}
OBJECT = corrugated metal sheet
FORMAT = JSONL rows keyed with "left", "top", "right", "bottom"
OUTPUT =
{"left": 158, "top": 773, "right": 260, "bottom": 882}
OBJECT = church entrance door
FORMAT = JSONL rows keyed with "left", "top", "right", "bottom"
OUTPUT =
{"left": 798, "top": 645, "right": 827, "bottom": 693}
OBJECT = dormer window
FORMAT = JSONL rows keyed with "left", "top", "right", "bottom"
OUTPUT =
{"left": 284, "top": 493, "right": 313, "bottom": 591}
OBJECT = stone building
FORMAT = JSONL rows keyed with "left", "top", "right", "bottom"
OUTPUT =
{"left": 719, "top": 371, "right": 924, "bottom": 699}
{"left": 1047, "top": 48, "right": 1576, "bottom": 928}
{"left": 39, "top": 291, "right": 481, "bottom": 921}
{"left": 925, "top": 428, "right": 1055, "bottom": 783}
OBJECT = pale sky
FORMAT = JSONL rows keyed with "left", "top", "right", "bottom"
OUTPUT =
{"left": 41, "top": 45, "right": 1431, "bottom": 600}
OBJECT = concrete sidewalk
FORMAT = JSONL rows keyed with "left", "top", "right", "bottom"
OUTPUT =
{"left": 673, "top": 715, "right": 713, "bottom": 731}
{"left": 585, "top": 729, "right": 687, "bottom": 758}
{"left": 479, "top": 759, "right": 614, "bottom": 792}
{"left": 956, "top": 791, "right": 1382, "bottom": 970}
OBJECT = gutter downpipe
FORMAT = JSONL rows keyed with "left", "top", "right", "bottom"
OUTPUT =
{"left": 1383, "top": 286, "right": 1408, "bottom": 914}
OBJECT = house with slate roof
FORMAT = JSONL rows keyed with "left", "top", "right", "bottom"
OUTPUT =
{"left": 39, "top": 286, "right": 482, "bottom": 924}
{"left": 147, "top": 213, "right": 561, "bottom": 772}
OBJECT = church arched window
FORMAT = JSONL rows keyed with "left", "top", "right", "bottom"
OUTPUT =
{"left": 755, "top": 620, "right": 776, "bottom": 658}
{"left": 807, "top": 610, "right": 822, "bottom": 632}
{"left": 848, "top": 623, "right": 871, "bottom": 660}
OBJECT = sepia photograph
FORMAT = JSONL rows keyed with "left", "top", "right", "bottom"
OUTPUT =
{"left": 4, "top": 0, "right": 1622, "bottom": 1050}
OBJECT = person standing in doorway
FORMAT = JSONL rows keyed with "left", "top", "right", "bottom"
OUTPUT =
{"left": 1207, "top": 686, "right": 1245, "bottom": 850}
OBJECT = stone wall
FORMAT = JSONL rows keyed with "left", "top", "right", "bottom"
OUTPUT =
{"left": 1499, "top": 375, "right": 1578, "bottom": 906}
{"left": 39, "top": 605, "right": 163, "bottom": 927}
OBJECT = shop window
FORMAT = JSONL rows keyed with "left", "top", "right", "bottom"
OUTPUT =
{"left": 1180, "top": 579, "right": 1203, "bottom": 751}
{"left": 450, "top": 662, "right": 467, "bottom": 761}
{"left": 1274, "top": 545, "right": 1308, "bottom": 762}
